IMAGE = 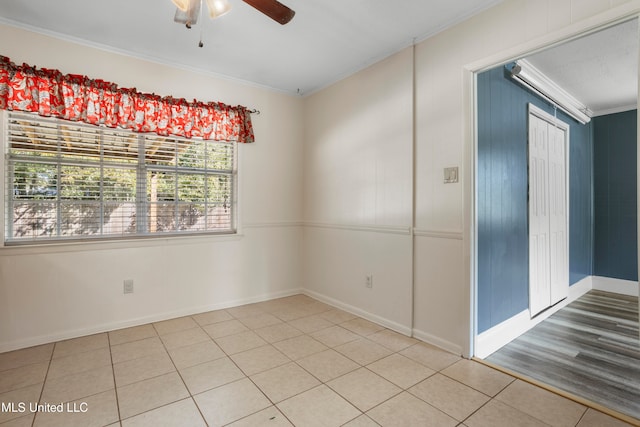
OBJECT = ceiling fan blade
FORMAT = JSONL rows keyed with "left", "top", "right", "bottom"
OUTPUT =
{"left": 241, "top": 0, "right": 295, "bottom": 25}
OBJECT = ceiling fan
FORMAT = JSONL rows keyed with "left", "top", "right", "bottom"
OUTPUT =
{"left": 172, "top": 0, "right": 295, "bottom": 28}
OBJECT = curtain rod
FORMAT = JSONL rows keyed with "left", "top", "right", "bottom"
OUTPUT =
{"left": 248, "top": 108, "right": 260, "bottom": 115}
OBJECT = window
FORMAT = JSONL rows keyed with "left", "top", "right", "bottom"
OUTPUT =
{"left": 4, "top": 111, "right": 236, "bottom": 243}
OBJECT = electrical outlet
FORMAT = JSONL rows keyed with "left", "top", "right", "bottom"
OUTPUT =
{"left": 123, "top": 279, "right": 134, "bottom": 294}
{"left": 365, "top": 275, "right": 373, "bottom": 289}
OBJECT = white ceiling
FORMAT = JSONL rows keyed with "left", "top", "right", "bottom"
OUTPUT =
{"left": 0, "top": 1, "right": 637, "bottom": 111}
{"left": 525, "top": 19, "right": 638, "bottom": 117}
{"left": 0, "top": 0, "right": 503, "bottom": 95}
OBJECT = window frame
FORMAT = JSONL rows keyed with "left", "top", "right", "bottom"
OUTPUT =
{"left": 2, "top": 111, "right": 239, "bottom": 246}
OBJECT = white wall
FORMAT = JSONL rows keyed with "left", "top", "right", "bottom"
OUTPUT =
{"left": 302, "top": 0, "right": 640, "bottom": 356}
{"left": 302, "top": 49, "right": 414, "bottom": 334}
{"left": 0, "top": 25, "right": 304, "bottom": 352}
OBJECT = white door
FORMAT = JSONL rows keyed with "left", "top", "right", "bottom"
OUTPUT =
{"left": 529, "top": 113, "right": 552, "bottom": 316}
{"left": 528, "top": 106, "right": 569, "bottom": 316}
{"left": 548, "top": 124, "right": 569, "bottom": 304}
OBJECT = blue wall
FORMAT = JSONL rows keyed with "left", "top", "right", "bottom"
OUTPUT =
{"left": 593, "top": 110, "right": 638, "bottom": 281}
{"left": 477, "top": 66, "right": 593, "bottom": 333}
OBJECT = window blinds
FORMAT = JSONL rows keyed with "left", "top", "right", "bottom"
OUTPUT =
{"left": 5, "top": 111, "right": 236, "bottom": 243}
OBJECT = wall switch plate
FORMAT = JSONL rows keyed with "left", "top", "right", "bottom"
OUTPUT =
{"left": 365, "top": 275, "right": 373, "bottom": 289}
{"left": 444, "top": 167, "right": 459, "bottom": 183}
{"left": 123, "top": 279, "right": 134, "bottom": 294}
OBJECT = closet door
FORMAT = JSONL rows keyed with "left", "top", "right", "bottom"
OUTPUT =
{"left": 528, "top": 107, "right": 569, "bottom": 317}
{"left": 529, "top": 113, "right": 552, "bottom": 316}
{"left": 548, "top": 124, "right": 569, "bottom": 305}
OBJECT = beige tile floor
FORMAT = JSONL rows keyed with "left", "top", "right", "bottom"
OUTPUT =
{"left": 0, "top": 294, "right": 636, "bottom": 427}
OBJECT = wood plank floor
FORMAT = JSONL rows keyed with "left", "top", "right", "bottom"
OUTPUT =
{"left": 486, "top": 290, "right": 640, "bottom": 421}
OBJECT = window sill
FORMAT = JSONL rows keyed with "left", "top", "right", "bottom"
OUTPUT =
{"left": 0, "top": 232, "right": 244, "bottom": 256}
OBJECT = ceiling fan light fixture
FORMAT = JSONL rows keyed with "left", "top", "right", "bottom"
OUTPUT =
{"left": 172, "top": 0, "right": 295, "bottom": 27}
{"left": 171, "top": 0, "right": 191, "bottom": 12}
{"left": 206, "top": 0, "right": 232, "bottom": 19}
{"left": 174, "top": 0, "right": 201, "bottom": 27}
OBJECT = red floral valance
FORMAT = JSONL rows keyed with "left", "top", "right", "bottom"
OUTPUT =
{"left": 0, "top": 56, "right": 254, "bottom": 143}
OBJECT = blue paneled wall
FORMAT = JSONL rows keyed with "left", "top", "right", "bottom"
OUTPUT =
{"left": 593, "top": 110, "right": 638, "bottom": 281}
{"left": 477, "top": 66, "right": 593, "bottom": 333}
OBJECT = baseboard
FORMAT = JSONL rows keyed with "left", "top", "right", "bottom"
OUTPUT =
{"left": 301, "top": 289, "right": 464, "bottom": 356}
{"left": 411, "top": 328, "right": 463, "bottom": 356}
{"left": 0, "top": 287, "right": 304, "bottom": 353}
{"left": 475, "top": 310, "right": 531, "bottom": 359}
{"left": 475, "top": 276, "right": 592, "bottom": 359}
{"left": 301, "top": 289, "right": 412, "bottom": 336}
{"left": 592, "top": 276, "right": 639, "bottom": 297}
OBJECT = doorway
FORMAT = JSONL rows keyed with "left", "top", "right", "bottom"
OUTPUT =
{"left": 471, "top": 15, "right": 639, "bottom": 421}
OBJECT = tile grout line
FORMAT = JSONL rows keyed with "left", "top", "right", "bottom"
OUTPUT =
{"left": 456, "top": 379, "right": 514, "bottom": 426}
{"left": 574, "top": 407, "right": 590, "bottom": 427}
{"left": 217, "top": 304, "right": 367, "bottom": 425}
{"left": 218, "top": 300, "right": 336, "bottom": 425}
{"left": 203, "top": 316, "right": 299, "bottom": 427}
{"left": 277, "top": 331, "right": 422, "bottom": 424}
{"left": 181, "top": 315, "right": 294, "bottom": 425}
{"left": 152, "top": 319, "right": 210, "bottom": 427}
{"left": 110, "top": 320, "right": 210, "bottom": 425}
{"left": 300, "top": 339, "right": 515, "bottom": 426}
{"left": 106, "top": 332, "right": 124, "bottom": 426}
{"left": 20, "top": 347, "right": 120, "bottom": 426}
{"left": 272, "top": 361, "right": 364, "bottom": 425}
{"left": 486, "top": 379, "right": 589, "bottom": 427}
{"left": 355, "top": 351, "right": 456, "bottom": 425}
{"left": 29, "top": 343, "right": 55, "bottom": 427}
{"left": 135, "top": 316, "right": 209, "bottom": 426}
{"left": 109, "top": 325, "right": 202, "bottom": 424}
{"left": 29, "top": 335, "right": 122, "bottom": 425}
